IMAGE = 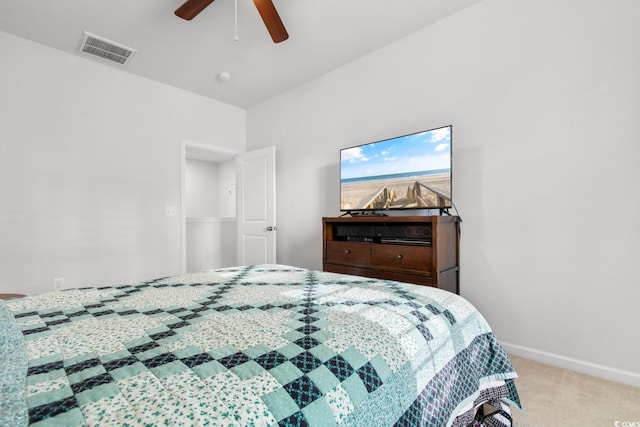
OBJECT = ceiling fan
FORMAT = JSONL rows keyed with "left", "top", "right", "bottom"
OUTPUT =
{"left": 174, "top": 0, "right": 289, "bottom": 43}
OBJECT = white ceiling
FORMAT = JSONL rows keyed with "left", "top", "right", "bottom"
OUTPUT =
{"left": 0, "top": 0, "right": 483, "bottom": 109}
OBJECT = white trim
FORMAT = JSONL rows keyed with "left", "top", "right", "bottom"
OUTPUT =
{"left": 182, "top": 139, "right": 238, "bottom": 158}
{"left": 502, "top": 341, "right": 640, "bottom": 388}
{"left": 180, "top": 139, "right": 239, "bottom": 274}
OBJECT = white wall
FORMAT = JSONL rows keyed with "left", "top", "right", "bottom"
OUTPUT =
{"left": 247, "top": 0, "right": 640, "bottom": 383}
{"left": 184, "top": 158, "right": 237, "bottom": 271}
{"left": 186, "top": 218, "right": 237, "bottom": 272}
{"left": 185, "top": 158, "right": 237, "bottom": 218}
{"left": 186, "top": 159, "right": 220, "bottom": 217}
{"left": 0, "top": 30, "right": 245, "bottom": 295}
{"left": 217, "top": 160, "right": 237, "bottom": 218}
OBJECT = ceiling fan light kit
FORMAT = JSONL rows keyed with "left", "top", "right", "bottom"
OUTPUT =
{"left": 174, "top": 0, "right": 288, "bottom": 43}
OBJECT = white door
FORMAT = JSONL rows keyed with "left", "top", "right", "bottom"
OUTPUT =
{"left": 236, "top": 146, "right": 276, "bottom": 265}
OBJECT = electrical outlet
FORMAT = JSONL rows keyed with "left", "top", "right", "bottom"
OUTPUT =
{"left": 53, "top": 277, "right": 65, "bottom": 291}
{"left": 165, "top": 206, "right": 177, "bottom": 217}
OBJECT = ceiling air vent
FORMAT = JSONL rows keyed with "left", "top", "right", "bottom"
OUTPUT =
{"left": 77, "top": 31, "right": 136, "bottom": 65}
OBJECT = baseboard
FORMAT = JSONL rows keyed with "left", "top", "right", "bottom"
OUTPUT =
{"left": 501, "top": 341, "right": 640, "bottom": 389}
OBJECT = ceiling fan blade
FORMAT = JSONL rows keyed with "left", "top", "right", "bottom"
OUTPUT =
{"left": 253, "top": 0, "right": 289, "bottom": 43}
{"left": 175, "top": 0, "right": 216, "bottom": 20}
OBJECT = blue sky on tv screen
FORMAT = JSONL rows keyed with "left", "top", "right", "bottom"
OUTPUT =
{"left": 341, "top": 126, "right": 451, "bottom": 180}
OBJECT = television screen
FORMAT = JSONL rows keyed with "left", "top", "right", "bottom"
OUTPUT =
{"left": 340, "top": 125, "right": 452, "bottom": 212}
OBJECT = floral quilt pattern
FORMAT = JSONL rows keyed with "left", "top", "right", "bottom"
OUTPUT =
{"left": 1, "top": 264, "right": 520, "bottom": 426}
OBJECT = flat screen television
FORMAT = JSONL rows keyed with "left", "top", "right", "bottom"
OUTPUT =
{"left": 340, "top": 125, "right": 452, "bottom": 213}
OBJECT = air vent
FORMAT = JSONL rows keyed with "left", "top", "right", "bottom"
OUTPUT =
{"left": 77, "top": 31, "right": 136, "bottom": 65}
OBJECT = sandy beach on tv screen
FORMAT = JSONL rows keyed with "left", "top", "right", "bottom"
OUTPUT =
{"left": 341, "top": 173, "right": 450, "bottom": 210}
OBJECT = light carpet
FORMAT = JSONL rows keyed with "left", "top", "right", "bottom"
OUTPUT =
{"left": 509, "top": 356, "right": 640, "bottom": 427}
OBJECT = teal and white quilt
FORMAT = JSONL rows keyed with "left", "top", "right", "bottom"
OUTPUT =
{"left": 1, "top": 264, "right": 520, "bottom": 426}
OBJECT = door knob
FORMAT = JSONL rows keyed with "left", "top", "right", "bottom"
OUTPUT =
{"left": 266, "top": 226, "right": 278, "bottom": 231}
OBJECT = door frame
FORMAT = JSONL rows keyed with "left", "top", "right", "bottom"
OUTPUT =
{"left": 180, "top": 139, "right": 238, "bottom": 274}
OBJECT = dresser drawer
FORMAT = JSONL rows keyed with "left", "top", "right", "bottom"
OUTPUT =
{"left": 372, "top": 244, "right": 431, "bottom": 272}
{"left": 326, "top": 241, "right": 371, "bottom": 265}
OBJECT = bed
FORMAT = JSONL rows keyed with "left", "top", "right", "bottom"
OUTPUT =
{"left": 1, "top": 264, "right": 520, "bottom": 426}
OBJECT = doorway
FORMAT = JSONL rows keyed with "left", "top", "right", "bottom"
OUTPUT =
{"left": 181, "top": 141, "right": 277, "bottom": 273}
{"left": 181, "top": 140, "right": 238, "bottom": 274}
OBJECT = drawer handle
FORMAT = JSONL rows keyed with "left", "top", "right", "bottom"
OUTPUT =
{"left": 344, "top": 249, "right": 351, "bottom": 254}
{"left": 396, "top": 254, "right": 403, "bottom": 259}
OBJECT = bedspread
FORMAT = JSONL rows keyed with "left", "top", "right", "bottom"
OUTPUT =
{"left": 1, "top": 264, "right": 520, "bottom": 426}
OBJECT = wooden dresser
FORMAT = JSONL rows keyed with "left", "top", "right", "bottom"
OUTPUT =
{"left": 322, "top": 215, "right": 460, "bottom": 294}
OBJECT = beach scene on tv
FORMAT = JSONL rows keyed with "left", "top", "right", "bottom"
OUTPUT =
{"left": 340, "top": 126, "right": 451, "bottom": 211}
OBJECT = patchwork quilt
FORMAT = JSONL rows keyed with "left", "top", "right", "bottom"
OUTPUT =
{"left": 1, "top": 264, "right": 520, "bottom": 426}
